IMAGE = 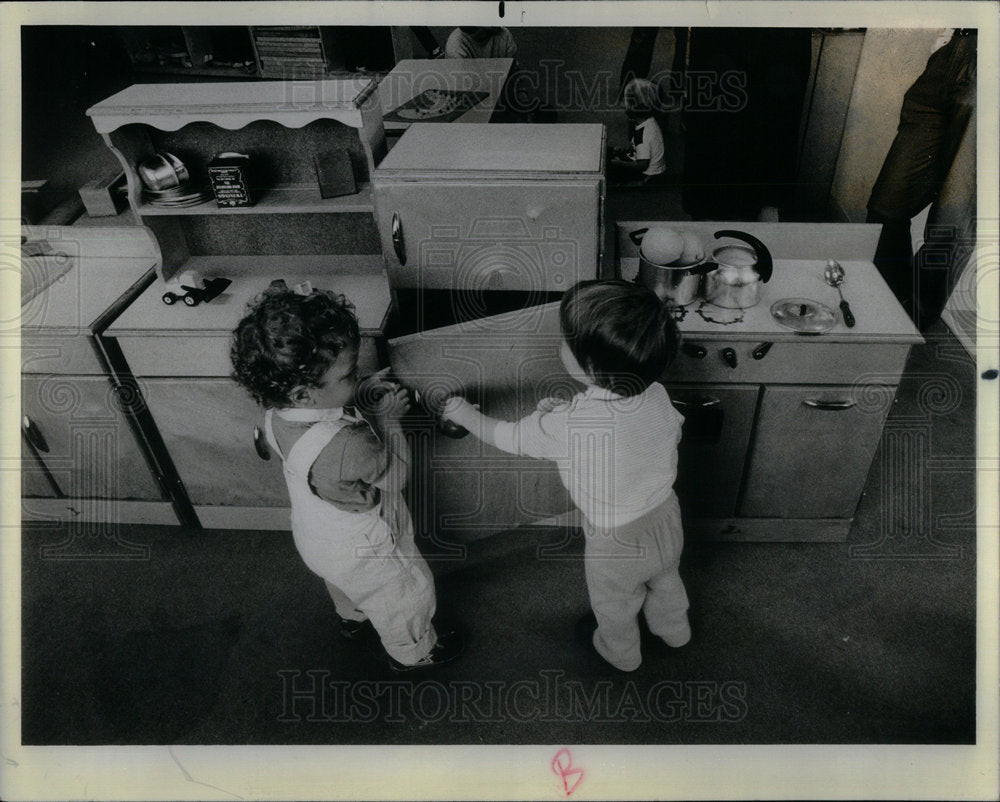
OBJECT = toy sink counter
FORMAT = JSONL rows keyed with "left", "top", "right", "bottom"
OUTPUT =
{"left": 20, "top": 225, "right": 180, "bottom": 525}
{"left": 21, "top": 226, "right": 162, "bottom": 374}
{"left": 104, "top": 255, "right": 392, "bottom": 377}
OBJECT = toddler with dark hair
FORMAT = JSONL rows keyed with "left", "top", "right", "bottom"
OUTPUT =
{"left": 231, "top": 281, "right": 462, "bottom": 671}
{"left": 443, "top": 279, "right": 690, "bottom": 671}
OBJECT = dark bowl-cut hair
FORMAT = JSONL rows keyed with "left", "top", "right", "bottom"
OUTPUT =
{"left": 559, "top": 279, "right": 679, "bottom": 397}
{"left": 230, "top": 282, "right": 360, "bottom": 409}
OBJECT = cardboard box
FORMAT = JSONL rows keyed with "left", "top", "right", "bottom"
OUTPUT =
{"left": 208, "top": 152, "right": 255, "bottom": 208}
{"left": 78, "top": 173, "right": 127, "bottom": 217}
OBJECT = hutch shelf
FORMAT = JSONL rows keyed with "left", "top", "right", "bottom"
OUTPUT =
{"left": 87, "top": 79, "right": 393, "bottom": 529}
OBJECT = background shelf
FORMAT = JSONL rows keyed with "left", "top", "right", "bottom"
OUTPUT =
{"left": 138, "top": 183, "right": 374, "bottom": 215}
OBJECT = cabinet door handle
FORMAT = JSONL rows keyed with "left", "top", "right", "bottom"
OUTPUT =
{"left": 22, "top": 415, "right": 50, "bottom": 453}
{"left": 672, "top": 396, "right": 721, "bottom": 409}
{"left": 253, "top": 426, "right": 271, "bottom": 460}
{"left": 803, "top": 399, "right": 856, "bottom": 411}
{"left": 391, "top": 212, "right": 406, "bottom": 265}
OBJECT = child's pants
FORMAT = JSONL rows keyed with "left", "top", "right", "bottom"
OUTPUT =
{"left": 583, "top": 494, "right": 690, "bottom": 671}
{"left": 313, "top": 488, "right": 437, "bottom": 665}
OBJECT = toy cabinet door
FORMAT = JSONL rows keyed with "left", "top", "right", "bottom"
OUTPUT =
{"left": 666, "top": 384, "right": 759, "bottom": 518}
{"left": 140, "top": 377, "right": 289, "bottom": 508}
{"left": 740, "top": 384, "right": 894, "bottom": 518}
{"left": 374, "top": 181, "right": 601, "bottom": 290}
{"left": 20, "top": 374, "right": 162, "bottom": 501}
{"left": 388, "top": 301, "right": 573, "bottom": 544}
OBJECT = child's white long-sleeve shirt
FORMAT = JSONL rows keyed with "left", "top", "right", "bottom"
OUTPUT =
{"left": 492, "top": 382, "right": 684, "bottom": 529}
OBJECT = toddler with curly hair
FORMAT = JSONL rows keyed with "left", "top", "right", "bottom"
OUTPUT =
{"left": 231, "top": 280, "right": 463, "bottom": 671}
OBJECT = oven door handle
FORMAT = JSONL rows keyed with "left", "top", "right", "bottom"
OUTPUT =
{"left": 22, "top": 415, "right": 50, "bottom": 453}
{"left": 391, "top": 212, "right": 406, "bottom": 266}
{"left": 803, "top": 398, "right": 856, "bottom": 411}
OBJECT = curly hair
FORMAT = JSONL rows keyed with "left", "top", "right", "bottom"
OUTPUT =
{"left": 230, "top": 282, "right": 360, "bottom": 409}
{"left": 559, "top": 279, "right": 679, "bottom": 397}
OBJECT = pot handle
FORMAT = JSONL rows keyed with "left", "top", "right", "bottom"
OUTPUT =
{"left": 628, "top": 227, "right": 648, "bottom": 247}
{"left": 714, "top": 229, "right": 773, "bottom": 283}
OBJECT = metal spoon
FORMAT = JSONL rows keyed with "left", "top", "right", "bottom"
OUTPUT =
{"left": 824, "top": 259, "right": 856, "bottom": 327}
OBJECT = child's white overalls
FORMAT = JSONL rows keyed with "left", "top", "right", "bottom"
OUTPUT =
{"left": 265, "top": 409, "right": 437, "bottom": 665}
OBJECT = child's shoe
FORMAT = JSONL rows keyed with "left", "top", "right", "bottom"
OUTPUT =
{"left": 659, "top": 624, "right": 691, "bottom": 649}
{"left": 336, "top": 615, "right": 374, "bottom": 641}
{"left": 575, "top": 611, "right": 641, "bottom": 672}
{"left": 388, "top": 629, "right": 465, "bottom": 672}
{"left": 574, "top": 611, "right": 598, "bottom": 644}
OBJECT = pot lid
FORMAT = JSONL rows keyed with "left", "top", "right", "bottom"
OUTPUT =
{"left": 771, "top": 298, "right": 837, "bottom": 333}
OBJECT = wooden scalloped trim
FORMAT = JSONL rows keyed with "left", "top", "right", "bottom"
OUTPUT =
{"left": 91, "top": 110, "right": 366, "bottom": 134}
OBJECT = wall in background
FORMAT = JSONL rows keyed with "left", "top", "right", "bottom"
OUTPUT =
{"left": 830, "top": 28, "right": 941, "bottom": 222}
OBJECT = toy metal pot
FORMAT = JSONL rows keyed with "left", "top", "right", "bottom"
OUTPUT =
{"left": 701, "top": 230, "right": 774, "bottom": 309}
{"left": 629, "top": 228, "right": 712, "bottom": 308}
{"left": 137, "top": 152, "right": 190, "bottom": 191}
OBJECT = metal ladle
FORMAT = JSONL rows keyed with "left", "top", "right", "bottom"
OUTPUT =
{"left": 824, "top": 259, "right": 856, "bottom": 327}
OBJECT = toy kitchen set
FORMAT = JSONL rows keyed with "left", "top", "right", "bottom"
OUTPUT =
{"left": 20, "top": 77, "right": 921, "bottom": 543}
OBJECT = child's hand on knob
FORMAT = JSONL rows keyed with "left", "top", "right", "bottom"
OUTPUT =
{"left": 442, "top": 396, "right": 475, "bottom": 421}
{"left": 356, "top": 367, "right": 409, "bottom": 419}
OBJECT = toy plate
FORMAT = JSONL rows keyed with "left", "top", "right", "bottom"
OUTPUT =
{"left": 771, "top": 298, "right": 837, "bottom": 333}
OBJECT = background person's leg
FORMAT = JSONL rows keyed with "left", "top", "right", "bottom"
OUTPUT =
{"left": 866, "top": 35, "right": 973, "bottom": 322}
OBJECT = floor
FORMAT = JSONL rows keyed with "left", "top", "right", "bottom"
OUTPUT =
{"left": 20, "top": 321, "right": 977, "bottom": 745}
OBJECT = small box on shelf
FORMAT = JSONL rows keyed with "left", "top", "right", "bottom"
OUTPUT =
{"left": 207, "top": 152, "right": 255, "bottom": 208}
{"left": 314, "top": 148, "right": 358, "bottom": 199}
{"left": 78, "top": 172, "right": 128, "bottom": 217}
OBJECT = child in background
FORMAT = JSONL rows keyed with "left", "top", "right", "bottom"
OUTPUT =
{"left": 443, "top": 279, "right": 690, "bottom": 672}
{"left": 608, "top": 77, "right": 668, "bottom": 185}
{"left": 444, "top": 26, "right": 536, "bottom": 121}
{"left": 230, "top": 281, "right": 463, "bottom": 671}
{"left": 444, "top": 26, "right": 518, "bottom": 59}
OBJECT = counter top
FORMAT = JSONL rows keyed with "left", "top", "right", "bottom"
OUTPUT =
{"left": 377, "top": 123, "right": 606, "bottom": 176}
{"left": 105, "top": 255, "right": 392, "bottom": 337}
{"left": 616, "top": 221, "right": 922, "bottom": 344}
{"left": 20, "top": 226, "right": 160, "bottom": 333}
{"left": 377, "top": 58, "right": 513, "bottom": 132}
{"left": 619, "top": 257, "right": 922, "bottom": 344}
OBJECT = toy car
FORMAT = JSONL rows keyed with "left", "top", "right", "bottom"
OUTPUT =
{"left": 161, "top": 270, "right": 231, "bottom": 307}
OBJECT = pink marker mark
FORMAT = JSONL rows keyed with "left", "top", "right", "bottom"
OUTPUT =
{"left": 551, "top": 748, "right": 585, "bottom": 796}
